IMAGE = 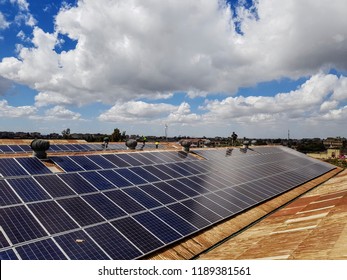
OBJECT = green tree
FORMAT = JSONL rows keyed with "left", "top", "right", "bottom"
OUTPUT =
{"left": 62, "top": 128, "right": 71, "bottom": 139}
{"left": 110, "top": 128, "right": 122, "bottom": 142}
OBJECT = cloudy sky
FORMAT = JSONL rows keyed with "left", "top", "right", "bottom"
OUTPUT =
{"left": 0, "top": 0, "right": 346, "bottom": 138}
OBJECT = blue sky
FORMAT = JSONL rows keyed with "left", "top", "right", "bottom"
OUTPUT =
{"left": 1, "top": 0, "right": 347, "bottom": 138}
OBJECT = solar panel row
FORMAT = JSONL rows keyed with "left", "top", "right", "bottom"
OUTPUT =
{"left": 0, "top": 143, "right": 163, "bottom": 154}
{"left": 0, "top": 147, "right": 336, "bottom": 259}
{"left": 0, "top": 157, "right": 52, "bottom": 178}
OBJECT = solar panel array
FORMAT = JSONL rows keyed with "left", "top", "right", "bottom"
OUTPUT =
{"left": 0, "top": 147, "right": 335, "bottom": 260}
{"left": 0, "top": 143, "right": 162, "bottom": 154}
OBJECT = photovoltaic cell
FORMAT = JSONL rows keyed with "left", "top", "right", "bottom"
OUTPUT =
{"left": 123, "top": 187, "right": 162, "bottom": 208}
{"left": 58, "top": 173, "right": 98, "bottom": 194}
{"left": 0, "top": 179, "right": 21, "bottom": 206}
{"left": 165, "top": 163, "right": 192, "bottom": 176}
{"left": 153, "top": 181, "right": 187, "bottom": 200}
{"left": 85, "top": 223, "right": 142, "bottom": 259}
{"left": 115, "top": 168, "right": 147, "bottom": 185}
{"left": 133, "top": 212, "right": 182, "bottom": 244}
{"left": 138, "top": 184, "right": 176, "bottom": 204}
{"left": 7, "top": 177, "right": 51, "bottom": 202}
{"left": 54, "top": 230, "right": 110, "bottom": 260}
{"left": 111, "top": 217, "right": 164, "bottom": 254}
{"left": 166, "top": 179, "right": 201, "bottom": 196}
{"left": 102, "top": 154, "right": 130, "bottom": 167}
{"left": 0, "top": 250, "right": 18, "bottom": 260}
{"left": 15, "top": 157, "right": 52, "bottom": 175}
{"left": 152, "top": 207, "right": 198, "bottom": 236}
{"left": 116, "top": 153, "right": 143, "bottom": 166}
{"left": 168, "top": 203, "right": 211, "bottom": 229}
{"left": 193, "top": 196, "right": 232, "bottom": 218}
{"left": 0, "top": 158, "right": 28, "bottom": 177}
{"left": 0, "top": 231, "right": 10, "bottom": 248}
{"left": 28, "top": 201, "right": 79, "bottom": 234}
{"left": 8, "top": 145, "right": 24, "bottom": 152}
{"left": 142, "top": 165, "right": 172, "bottom": 180}
{"left": 50, "top": 156, "right": 84, "bottom": 172}
{"left": 82, "top": 193, "right": 127, "bottom": 219}
{"left": 104, "top": 190, "right": 145, "bottom": 214}
{"left": 69, "top": 156, "right": 101, "bottom": 170}
{"left": 79, "top": 171, "right": 116, "bottom": 190}
{"left": 97, "top": 170, "right": 132, "bottom": 188}
{"left": 129, "top": 153, "right": 154, "bottom": 165}
{"left": 16, "top": 239, "right": 67, "bottom": 260}
{"left": 181, "top": 199, "right": 222, "bottom": 223}
{"left": 0, "top": 205, "right": 47, "bottom": 244}
{"left": 86, "top": 155, "right": 116, "bottom": 169}
{"left": 128, "top": 166, "right": 160, "bottom": 183}
{"left": 34, "top": 175, "right": 75, "bottom": 198}
{"left": 154, "top": 164, "right": 182, "bottom": 178}
{"left": 57, "top": 197, "right": 105, "bottom": 226}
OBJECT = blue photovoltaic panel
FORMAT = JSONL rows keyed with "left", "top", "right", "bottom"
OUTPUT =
{"left": 86, "top": 155, "right": 116, "bottom": 169}
{"left": 0, "top": 145, "right": 14, "bottom": 153}
{"left": 69, "top": 156, "right": 101, "bottom": 170}
{"left": 165, "top": 179, "right": 201, "bottom": 197}
{"left": 8, "top": 145, "right": 24, "bottom": 152}
{"left": 50, "top": 156, "right": 84, "bottom": 172}
{"left": 0, "top": 179, "right": 21, "bottom": 206}
{"left": 133, "top": 212, "right": 182, "bottom": 244}
{"left": 79, "top": 171, "right": 116, "bottom": 190}
{"left": 97, "top": 170, "right": 132, "bottom": 188}
{"left": 154, "top": 164, "right": 181, "bottom": 178}
{"left": 129, "top": 153, "right": 154, "bottom": 165}
{"left": 167, "top": 203, "right": 211, "bottom": 229}
{"left": 142, "top": 165, "right": 172, "bottom": 180}
{"left": 57, "top": 197, "right": 104, "bottom": 226}
{"left": 0, "top": 146, "right": 336, "bottom": 260}
{"left": 82, "top": 193, "right": 127, "bottom": 219}
{"left": 0, "top": 231, "right": 10, "bottom": 248}
{"left": 15, "top": 157, "right": 52, "bottom": 175}
{"left": 34, "top": 175, "right": 75, "bottom": 198}
{"left": 111, "top": 217, "right": 164, "bottom": 254}
{"left": 19, "top": 145, "right": 32, "bottom": 152}
{"left": 153, "top": 181, "right": 187, "bottom": 200}
{"left": 0, "top": 250, "right": 18, "bottom": 260}
{"left": 0, "top": 158, "right": 28, "bottom": 177}
{"left": 138, "top": 184, "right": 176, "bottom": 204}
{"left": 181, "top": 199, "right": 222, "bottom": 223}
{"left": 104, "top": 190, "right": 145, "bottom": 214}
{"left": 54, "top": 230, "right": 110, "bottom": 260}
{"left": 28, "top": 201, "right": 79, "bottom": 234}
{"left": 102, "top": 154, "right": 130, "bottom": 167}
{"left": 85, "top": 223, "right": 142, "bottom": 260}
{"left": 0, "top": 205, "right": 48, "bottom": 245}
{"left": 49, "top": 144, "right": 63, "bottom": 151}
{"left": 58, "top": 173, "right": 98, "bottom": 194}
{"left": 152, "top": 207, "right": 198, "bottom": 236}
{"left": 123, "top": 187, "right": 162, "bottom": 208}
{"left": 128, "top": 166, "right": 160, "bottom": 183}
{"left": 7, "top": 177, "right": 51, "bottom": 202}
{"left": 115, "top": 153, "right": 143, "bottom": 166}
{"left": 16, "top": 239, "right": 67, "bottom": 260}
{"left": 115, "top": 168, "right": 148, "bottom": 185}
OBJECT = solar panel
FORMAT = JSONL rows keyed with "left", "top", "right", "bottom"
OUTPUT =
{"left": 34, "top": 175, "right": 75, "bottom": 198}
{"left": 15, "top": 157, "right": 52, "bottom": 175}
{"left": 50, "top": 156, "right": 84, "bottom": 172}
{"left": 85, "top": 223, "right": 142, "bottom": 259}
{"left": 28, "top": 201, "right": 79, "bottom": 234}
{"left": 57, "top": 197, "right": 104, "bottom": 226}
{"left": 0, "top": 205, "right": 48, "bottom": 245}
{"left": 0, "top": 146, "right": 336, "bottom": 260}
{"left": 58, "top": 173, "right": 98, "bottom": 194}
{"left": 0, "top": 179, "right": 21, "bottom": 206}
{"left": 54, "top": 230, "right": 110, "bottom": 260}
{"left": 82, "top": 193, "right": 127, "bottom": 219}
{"left": 16, "top": 239, "right": 67, "bottom": 260}
{"left": 0, "top": 158, "right": 28, "bottom": 177}
{"left": 7, "top": 177, "right": 51, "bottom": 202}
{"left": 79, "top": 171, "right": 117, "bottom": 190}
{"left": 8, "top": 145, "right": 25, "bottom": 152}
{"left": 111, "top": 217, "right": 164, "bottom": 254}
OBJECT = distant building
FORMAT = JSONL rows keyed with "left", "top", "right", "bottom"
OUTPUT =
{"left": 323, "top": 137, "right": 346, "bottom": 149}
